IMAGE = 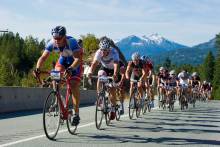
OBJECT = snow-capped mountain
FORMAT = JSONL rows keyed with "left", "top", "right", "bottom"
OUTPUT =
{"left": 116, "top": 34, "right": 188, "bottom": 60}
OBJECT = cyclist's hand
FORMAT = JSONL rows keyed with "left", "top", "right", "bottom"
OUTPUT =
{"left": 64, "top": 68, "right": 72, "bottom": 78}
{"left": 33, "top": 68, "right": 40, "bottom": 78}
{"left": 113, "top": 74, "right": 118, "bottom": 82}
{"left": 87, "top": 73, "right": 92, "bottom": 85}
{"left": 87, "top": 73, "right": 92, "bottom": 79}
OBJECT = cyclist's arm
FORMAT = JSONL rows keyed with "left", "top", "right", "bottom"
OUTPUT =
{"left": 157, "top": 76, "right": 160, "bottom": 86}
{"left": 140, "top": 68, "right": 146, "bottom": 81}
{"left": 36, "top": 50, "right": 50, "bottom": 69}
{"left": 125, "top": 62, "right": 132, "bottom": 79}
{"left": 113, "top": 61, "right": 119, "bottom": 76}
{"left": 88, "top": 60, "right": 99, "bottom": 74}
{"left": 69, "top": 50, "right": 82, "bottom": 69}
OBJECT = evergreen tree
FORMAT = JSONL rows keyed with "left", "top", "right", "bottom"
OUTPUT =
{"left": 163, "top": 57, "right": 171, "bottom": 70}
{"left": 202, "top": 51, "right": 215, "bottom": 82}
{"left": 213, "top": 33, "right": 220, "bottom": 99}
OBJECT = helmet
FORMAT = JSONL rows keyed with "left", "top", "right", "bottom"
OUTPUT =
{"left": 99, "top": 39, "right": 110, "bottom": 50}
{"left": 192, "top": 72, "right": 198, "bottom": 77}
{"left": 140, "top": 55, "right": 150, "bottom": 61}
{"left": 169, "top": 70, "right": 175, "bottom": 75}
{"left": 131, "top": 52, "right": 140, "bottom": 61}
{"left": 159, "top": 66, "right": 165, "bottom": 71}
{"left": 51, "top": 26, "right": 66, "bottom": 37}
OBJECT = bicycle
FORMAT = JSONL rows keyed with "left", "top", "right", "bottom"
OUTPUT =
{"left": 128, "top": 79, "right": 142, "bottom": 119}
{"left": 35, "top": 70, "right": 78, "bottom": 140}
{"left": 191, "top": 86, "right": 200, "bottom": 108}
{"left": 89, "top": 76, "right": 116, "bottom": 130}
{"left": 167, "top": 86, "right": 176, "bottom": 112}
{"left": 142, "top": 94, "right": 151, "bottom": 114}
{"left": 179, "top": 84, "right": 189, "bottom": 110}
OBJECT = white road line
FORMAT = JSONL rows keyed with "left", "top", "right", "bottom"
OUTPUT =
{"left": 0, "top": 105, "right": 160, "bottom": 147}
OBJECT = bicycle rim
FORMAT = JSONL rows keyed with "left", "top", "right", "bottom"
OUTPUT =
{"left": 105, "top": 97, "right": 111, "bottom": 126}
{"left": 115, "top": 104, "right": 121, "bottom": 121}
{"left": 129, "top": 95, "right": 135, "bottom": 119}
{"left": 66, "top": 97, "right": 77, "bottom": 135}
{"left": 95, "top": 96, "right": 104, "bottom": 129}
{"left": 136, "top": 99, "right": 141, "bottom": 118}
{"left": 43, "top": 91, "right": 61, "bottom": 140}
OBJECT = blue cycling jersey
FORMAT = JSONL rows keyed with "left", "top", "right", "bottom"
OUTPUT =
{"left": 45, "top": 36, "right": 80, "bottom": 68}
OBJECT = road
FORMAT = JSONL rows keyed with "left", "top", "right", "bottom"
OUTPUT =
{"left": 0, "top": 100, "right": 220, "bottom": 147}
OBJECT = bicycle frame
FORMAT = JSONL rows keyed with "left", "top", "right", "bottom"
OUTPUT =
{"left": 53, "top": 77, "right": 72, "bottom": 120}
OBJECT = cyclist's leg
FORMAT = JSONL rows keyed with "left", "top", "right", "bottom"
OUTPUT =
{"left": 119, "top": 86, "right": 125, "bottom": 113}
{"left": 69, "top": 68, "right": 82, "bottom": 125}
{"left": 97, "top": 70, "right": 107, "bottom": 94}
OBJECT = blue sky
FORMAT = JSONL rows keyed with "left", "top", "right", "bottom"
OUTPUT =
{"left": 0, "top": 0, "right": 220, "bottom": 46}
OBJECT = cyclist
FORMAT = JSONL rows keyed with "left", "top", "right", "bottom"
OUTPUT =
{"left": 157, "top": 67, "right": 169, "bottom": 102}
{"left": 141, "top": 55, "right": 154, "bottom": 107}
{"left": 177, "top": 70, "right": 190, "bottom": 105}
{"left": 126, "top": 52, "right": 147, "bottom": 103}
{"left": 34, "top": 26, "right": 83, "bottom": 126}
{"left": 201, "top": 80, "right": 212, "bottom": 100}
{"left": 116, "top": 60, "right": 127, "bottom": 115}
{"left": 167, "top": 70, "right": 178, "bottom": 103}
{"left": 87, "top": 37, "right": 119, "bottom": 120}
{"left": 189, "top": 72, "right": 201, "bottom": 99}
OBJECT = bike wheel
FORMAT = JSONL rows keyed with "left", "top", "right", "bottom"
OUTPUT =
{"left": 105, "top": 96, "right": 111, "bottom": 126}
{"left": 192, "top": 93, "right": 196, "bottom": 108}
{"left": 129, "top": 95, "right": 135, "bottom": 119}
{"left": 142, "top": 100, "right": 148, "bottom": 114}
{"left": 66, "top": 97, "right": 77, "bottom": 135}
{"left": 136, "top": 99, "right": 141, "bottom": 118}
{"left": 161, "top": 94, "right": 166, "bottom": 110}
{"left": 43, "top": 91, "right": 61, "bottom": 140}
{"left": 147, "top": 101, "right": 151, "bottom": 112}
{"left": 115, "top": 104, "right": 121, "bottom": 121}
{"left": 95, "top": 95, "right": 104, "bottom": 129}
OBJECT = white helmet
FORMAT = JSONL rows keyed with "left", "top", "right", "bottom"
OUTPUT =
{"left": 99, "top": 39, "right": 110, "bottom": 50}
{"left": 169, "top": 70, "right": 175, "bottom": 75}
{"left": 131, "top": 52, "right": 140, "bottom": 61}
{"left": 192, "top": 72, "right": 198, "bottom": 77}
{"left": 159, "top": 66, "right": 165, "bottom": 71}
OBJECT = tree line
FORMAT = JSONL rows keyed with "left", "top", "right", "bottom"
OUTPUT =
{"left": 0, "top": 32, "right": 219, "bottom": 99}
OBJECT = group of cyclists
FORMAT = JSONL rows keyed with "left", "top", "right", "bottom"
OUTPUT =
{"left": 33, "top": 25, "right": 213, "bottom": 128}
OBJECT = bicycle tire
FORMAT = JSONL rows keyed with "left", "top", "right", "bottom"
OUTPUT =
{"left": 95, "top": 95, "right": 104, "bottom": 129}
{"left": 136, "top": 99, "right": 141, "bottom": 118}
{"left": 43, "top": 91, "right": 61, "bottom": 140}
{"left": 115, "top": 104, "right": 121, "bottom": 121}
{"left": 66, "top": 96, "right": 77, "bottom": 135}
{"left": 105, "top": 96, "right": 111, "bottom": 126}
{"left": 129, "top": 95, "right": 135, "bottom": 120}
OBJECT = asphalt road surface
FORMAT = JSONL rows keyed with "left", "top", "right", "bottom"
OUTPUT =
{"left": 0, "top": 100, "right": 220, "bottom": 147}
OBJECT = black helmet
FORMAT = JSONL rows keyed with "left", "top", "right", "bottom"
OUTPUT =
{"left": 51, "top": 26, "right": 66, "bottom": 37}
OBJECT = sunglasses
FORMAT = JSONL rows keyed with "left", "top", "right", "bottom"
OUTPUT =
{"left": 54, "top": 36, "right": 64, "bottom": 41}
{"left": 101, "top": 49, "right": 110, "bottom": 52}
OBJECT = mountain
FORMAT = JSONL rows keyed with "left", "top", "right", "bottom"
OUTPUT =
{"left": 151, "top": 38, "right": 217, "bottom": 65}
{"left": 116, "top": 34, "right": 188, "bottom": 60}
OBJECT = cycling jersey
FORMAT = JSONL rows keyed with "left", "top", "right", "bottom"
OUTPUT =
{"left": 129, "top": 60, "right": 144, "bottom": 80}
{"left": 178, "top": 72, "right": 189, "bottom": 86}
{"left": 168, "top": 76, "right": 178, "bottom": 87}
{"left": 94, "top": 48, "right": 119, "bottom": 69}
{"left": 142, "top": 59, "right": 153, "bottom": 73}
{"left": 191, "top": 76, "right": 200, "bottom": 88}
{"left": 45, "top": 36, "right": 83, "bottom": 81}
{"left": 158, "top": 72, "right": 169, "bottom": 85}
{"left": 202, "top": 83, "right": 212, "bottom": 91}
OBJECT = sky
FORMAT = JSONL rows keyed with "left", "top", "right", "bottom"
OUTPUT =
{"left": 0, "top": 0, "right": 220, "bottom": 46}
